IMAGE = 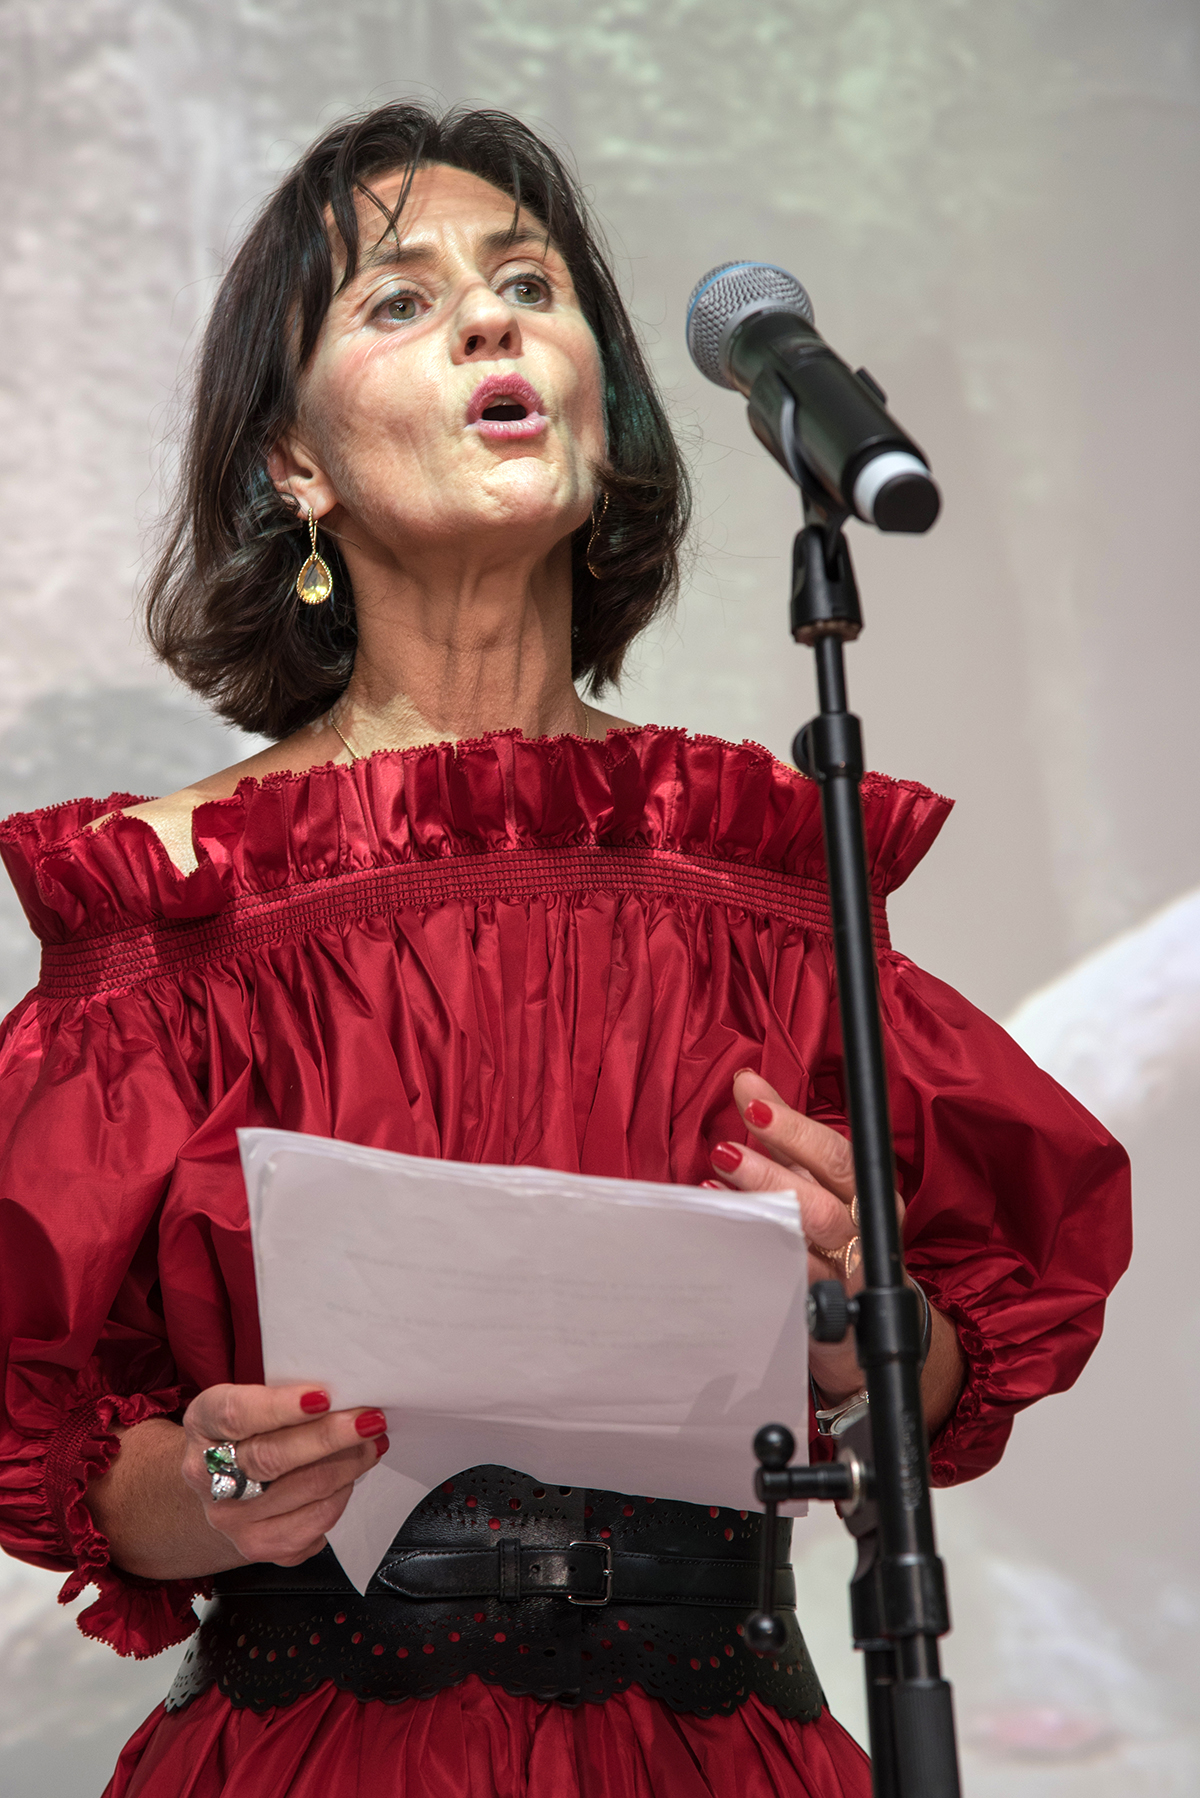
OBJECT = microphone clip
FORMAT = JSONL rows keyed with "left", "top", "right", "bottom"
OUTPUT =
{"left": 790, "top": 518, "right": 863, "bottom": 647}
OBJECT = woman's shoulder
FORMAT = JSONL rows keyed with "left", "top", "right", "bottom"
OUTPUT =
{"left": 0, "top": 720, "right": 328, "bottom": 943}
{"left": 85, "top": 717, "right": 347, "bottom": 875}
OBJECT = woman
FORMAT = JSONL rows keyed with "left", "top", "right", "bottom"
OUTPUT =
{"left": 0, "top": 103, "right": 1129, "bottom": 1797}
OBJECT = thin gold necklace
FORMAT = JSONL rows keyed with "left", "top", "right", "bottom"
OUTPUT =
{"left": 329, "top": 713, "right": 358, "bottom": 761}
{"left": 328, "top": 702, "right": 594, "bottom": 761}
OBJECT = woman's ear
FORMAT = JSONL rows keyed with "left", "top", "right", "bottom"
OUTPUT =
{"left": 266, "top": 435, "right": 338, "bottom": 520}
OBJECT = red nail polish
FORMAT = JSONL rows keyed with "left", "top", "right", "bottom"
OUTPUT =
{"left": 700, "top": 1179, "right": 727, "bottom": 1190}
{"left": 374, "top": 1435, "right": 390, "bottom": 1458}
{"left": 745, "top": 1099, "right": 773, "bottom": 1129}
{"left": 300, "top": 1390, "right": 330, "bottom": 1414}
{"left": 355, "top": 1409, "right": 388, "bottom": 1438}
{"left": 711, "top": 1141, "right": 743, "bottom": 1173}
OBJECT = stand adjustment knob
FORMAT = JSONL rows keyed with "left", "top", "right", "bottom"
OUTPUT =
{"left": 808, "top": 1278, "right": 854, "bottom": 1342}
{"left": 753, "top": 1423, "right": 795, "bottom": 1469}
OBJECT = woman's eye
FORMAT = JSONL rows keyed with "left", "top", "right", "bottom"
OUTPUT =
{"left": 375, "top": 292, "right": 420, "bottom": 324}
{"left": 501, "top": 275, "right": 549, "bottom": 307}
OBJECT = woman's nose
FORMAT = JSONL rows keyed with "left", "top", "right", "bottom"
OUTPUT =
{"left": 453, "top": 283, "right": 522, "bottom": 362}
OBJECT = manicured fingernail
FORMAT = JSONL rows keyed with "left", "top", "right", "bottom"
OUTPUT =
{"left": 711, "top": 1141, "right": 743, "bottom": 1173}
{"left": 355, "top": 1409, "right": 388, "bottom": 1438}
{"left": 745, "top": 1099, "right": 773, "bottom": 1129}
{"left": 700, "top": 1179, "right": 726, "bottom": 1190}
{"left": 300, "top": 1390, "right": 330, "bottom": 1414}
{"left": 374, "top": 1434, "right": 390, "bottom": 1459}
{"left": 733, "top": 1067, "right": 757, "bottom": 1078}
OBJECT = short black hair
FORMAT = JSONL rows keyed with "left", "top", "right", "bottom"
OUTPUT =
{"left": 144, "top": 102, "right": 691, "bottom": 740}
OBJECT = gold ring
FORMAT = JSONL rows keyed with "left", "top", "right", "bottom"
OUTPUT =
{"left": 816, "top": 1236, "right": 861, "bottom": 1282}
{"left": 833, "top": 1194, "right": 861, "bottom": 1280}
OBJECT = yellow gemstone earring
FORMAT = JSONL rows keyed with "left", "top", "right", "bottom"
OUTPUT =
{"left": 296, "top": 507, "right": 333, "bottom": 606}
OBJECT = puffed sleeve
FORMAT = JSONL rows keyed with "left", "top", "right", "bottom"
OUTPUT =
{"left": 0, "top": 977, "right": 211, "bottom": 1659}
{"left": 813, "top": 951, "right": 1131, "bottom": 1484}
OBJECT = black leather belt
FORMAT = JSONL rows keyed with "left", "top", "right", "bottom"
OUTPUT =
{"left": 168, "top": 1465, "right": 821, "bottom": 1723}
{"left": 217, "top": 1538, "right": 796, "bottom": 1610}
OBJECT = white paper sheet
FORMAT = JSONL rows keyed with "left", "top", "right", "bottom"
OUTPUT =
{"left": 240, "top": 1129, "right": 809, "bottom": 1593}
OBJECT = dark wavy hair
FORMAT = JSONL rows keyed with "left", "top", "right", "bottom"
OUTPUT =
{"left": 144, "top": 103, "right": 690, "bottom": 740}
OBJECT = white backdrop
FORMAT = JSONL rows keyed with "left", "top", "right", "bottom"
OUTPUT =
{"left": 1, "top": 3, "right": 1197, "bottom": 1792}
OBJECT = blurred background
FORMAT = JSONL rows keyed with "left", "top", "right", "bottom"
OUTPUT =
{"left": 1, "top": 1, "right": 1197, "bottom": 1791}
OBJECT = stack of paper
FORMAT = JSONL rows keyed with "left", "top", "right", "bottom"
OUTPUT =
{"left": 241, "top": 1130, "right": 810, "bottom": 1592}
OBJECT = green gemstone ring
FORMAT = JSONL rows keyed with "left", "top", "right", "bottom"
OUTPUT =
{"left": 204, "top": 1439, "right": 267, "bottom": 1502}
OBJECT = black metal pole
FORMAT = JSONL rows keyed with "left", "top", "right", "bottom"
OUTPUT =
{"left": 790, "top": 513, "right": 961, "bottom": 1798}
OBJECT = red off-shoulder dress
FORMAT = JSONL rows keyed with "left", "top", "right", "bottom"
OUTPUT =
{"left": 0, "top": 728, "right": 1130, "bottom": 1798}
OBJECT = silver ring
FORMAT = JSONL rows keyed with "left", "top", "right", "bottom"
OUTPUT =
{"left": 204, "top": 1440, "right": 267, "bottom": 1502}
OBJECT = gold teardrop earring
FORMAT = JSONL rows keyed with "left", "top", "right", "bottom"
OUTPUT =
{"left": 296, "top": 507, "right": 333, "bottom": 606}
{"left": 586, "top": 492, "right": 609, "bottom": 580}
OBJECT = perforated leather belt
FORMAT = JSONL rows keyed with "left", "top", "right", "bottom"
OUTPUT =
{"left": 216, "top": 1538, "right": 796, "bottom": 1610}
{"left": 167, "top": 1466, "right": 822, "bottom": 1722}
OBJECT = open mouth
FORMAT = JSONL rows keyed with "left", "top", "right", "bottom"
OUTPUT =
{"left": 466, "top": 374, "right": 549, "bottom": 439}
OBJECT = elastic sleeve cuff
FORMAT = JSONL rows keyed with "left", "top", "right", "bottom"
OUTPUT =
{"left": 915, "top": 1280, "right": 1009, "bottom": 1485}
{"left": 46, "top": 1393, "right": 212, "bottom": 1659}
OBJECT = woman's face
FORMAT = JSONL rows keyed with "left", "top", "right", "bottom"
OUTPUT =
{"left": 275, "top": 164, "right": 607, "bottom": 571}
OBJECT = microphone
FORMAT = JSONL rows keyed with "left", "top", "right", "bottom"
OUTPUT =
{"left": 686, "top": 261, "right": 940, "bottom": 533}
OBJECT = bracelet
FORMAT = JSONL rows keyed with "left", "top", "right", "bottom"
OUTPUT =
{"left": 813, "top": 1386, "right": 870, "bottom": 1437}
{"left": 911, "top": 1275, "right": 932, "bottom": 1371}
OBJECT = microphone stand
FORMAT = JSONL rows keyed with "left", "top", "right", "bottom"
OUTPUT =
{"left": 745, "top": 492, "right": 962, "bottom": 1798}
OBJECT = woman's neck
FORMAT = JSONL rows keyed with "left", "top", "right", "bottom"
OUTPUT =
{"left": 331, "top": 532, "right": 584, "bottom": 752}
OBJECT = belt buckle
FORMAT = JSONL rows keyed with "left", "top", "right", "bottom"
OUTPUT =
{"left": 566, "top": 1540, "right": 612, "bottom": 1606}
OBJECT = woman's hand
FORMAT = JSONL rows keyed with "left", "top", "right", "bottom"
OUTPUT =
{"left": 707, "top": 1072, "right": 872, "bottom": 1403}
{"left": 88, "top": 1384, "right": 389, "bottom": 1583}
{"left": 708, "top": 1072, "right": 965, "bottom": 1429}
{"left": 181, "top": 1384, "right": 389, "bottom": 1569}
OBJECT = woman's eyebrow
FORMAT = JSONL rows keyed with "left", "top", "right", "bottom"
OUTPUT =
{"left": 355, "top": 227, "right": 555, "bottom": 279}
{"left": 355, "top": 242, "right": 432, "bottom": 276}
{"left": 477, "top": 227, "right": 555, "bottom": 259}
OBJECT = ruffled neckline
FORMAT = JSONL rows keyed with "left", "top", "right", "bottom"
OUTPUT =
{"left": 0, "top": 726, "right": 951, "bottom": 945}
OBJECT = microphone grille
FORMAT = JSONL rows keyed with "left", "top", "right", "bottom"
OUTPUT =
{"left": 686, "top": 262, "right": 815, "bottom": 389}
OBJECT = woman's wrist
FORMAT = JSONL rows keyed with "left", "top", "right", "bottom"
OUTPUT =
{"left": 809, "top": 1342, "right": 866, "bottom": 1409}
{"left": 87, "top": 1417, "right": 245, "bottom": 1582}
{"left": 809, "top": 1273, "right": 933, "bottom": 1411}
